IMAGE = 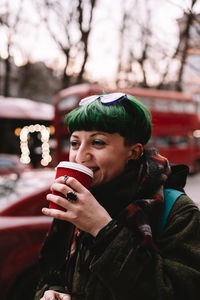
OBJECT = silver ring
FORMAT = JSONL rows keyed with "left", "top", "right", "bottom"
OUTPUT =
{"left": 51, "top": 298, "right": 57, "bottom": 300}
{"left": 66, "top": 191, "right": 77, "bottom": 202}
{"left": 63, "top": 175, "right": 69, "bottom": 184}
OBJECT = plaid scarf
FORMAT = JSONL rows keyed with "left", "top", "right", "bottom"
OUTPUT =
{"left": 117, "top": 148, "right": 171, "bottom": 251}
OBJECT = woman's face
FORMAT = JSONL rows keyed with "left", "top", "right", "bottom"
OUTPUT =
{"left": 69, "top": 130, "right": 140, "bottom": 187}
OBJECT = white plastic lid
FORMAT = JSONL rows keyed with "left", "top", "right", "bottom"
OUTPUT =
{"left": 57, "top": 161, "right": 93, "bottom": 178}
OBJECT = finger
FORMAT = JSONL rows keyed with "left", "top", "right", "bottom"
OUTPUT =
{"left": 51, "top": 182, "right": 80, "bottom": 200}
{"left": 46, "top": 193, "right": 73, "bottom": 210}
{"left": 54, "top": 176, "right": 71, "bottom": 187}
{"left": 42, "top": 290, "right": 60, "bottom": 300}
{"left": 42, "top": 206, "right": 72, "bottom": 222}
{"left": 51, "top": 182, "right": 71, "bottom": 196}
{"left": 56, "top": 176, "right": 87, "bottom": 193}
{"left": 55, "top": 176, "right": 69, "bottom": 184}
{"left": 59, "top": 293, "right": 71, "bottom": 300}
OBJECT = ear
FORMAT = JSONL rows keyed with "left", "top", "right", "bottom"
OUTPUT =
{"left": 128, "top": 143, "right": 143, "bottom": 160}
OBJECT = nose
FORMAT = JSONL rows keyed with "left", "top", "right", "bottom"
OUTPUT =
{"left": 75, "top": 144, "right": 92, "bottom": 165}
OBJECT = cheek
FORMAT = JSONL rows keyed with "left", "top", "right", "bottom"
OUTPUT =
{"left": 69, "top": 150, "right": 75, "bottom": 162}
{"left": 103, "top": 156, "right": 127, "bottom": 177}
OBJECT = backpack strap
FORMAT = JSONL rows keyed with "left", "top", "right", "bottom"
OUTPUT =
{"left": 160, "top": 188, "right": 185, "bottom": 232}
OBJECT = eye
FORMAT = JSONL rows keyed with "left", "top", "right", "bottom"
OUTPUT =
{"left": 70, "top": 140, "right": 79, "bottom": 148}
{"left": 92, "top": 139, "right": 106, "bottom": 146}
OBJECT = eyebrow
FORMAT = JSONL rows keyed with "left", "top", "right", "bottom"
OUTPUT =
{"left": 71, "top": 132, "right": 107, "bottom": 138}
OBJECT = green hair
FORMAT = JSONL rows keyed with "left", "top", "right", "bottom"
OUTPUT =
{"left": 66, "top": 94, "right": 152, "bottom": 145}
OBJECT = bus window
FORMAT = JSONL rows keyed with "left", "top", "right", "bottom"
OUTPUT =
{"left": 138, "top": 97, "right": 151, "bottom": 110}
{"left": 154, "top": 99, "right": 169, "bottom": 112}
{"left": 170, "top": 101, "right": 184, "bottom": 113}
{"left": 196, "top": 138, "right": 200, "bottom": 146}
{"left": 184, "top": 102, "right": 196, "bottom": 114}
{"left": 173, "top": 136, "right": 188, "bottom": 148}
{"left": 146, "top": 137, "right": 155, "bottom": 147}
{"left": 57, "top": 95, "right": 79, "bottom": 111}
{"left": 155, "top": 136, "right": 172, "bottom": 148}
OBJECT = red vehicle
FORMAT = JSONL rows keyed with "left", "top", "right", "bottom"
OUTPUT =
{"left": 54, "top": 83, "right": 200, "bottom": 173}
{"left": 0, "top": 170, "right": 54, "bottom": 300}
{"left": 0, "top": 97, "right": 54, "bottom": 300}
{"left": 121, "top": 87, "right": 200, "bottom": 173}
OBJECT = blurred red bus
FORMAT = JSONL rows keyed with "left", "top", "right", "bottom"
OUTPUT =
{"left": 54, "top": 83, "right": 200, "bottom": 173}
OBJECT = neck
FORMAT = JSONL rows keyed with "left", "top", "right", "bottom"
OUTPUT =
{"left": 90, "top": 159, "right": 140, "bottom": 217}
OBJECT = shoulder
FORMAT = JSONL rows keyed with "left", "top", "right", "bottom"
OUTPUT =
{"left": 170, "top": 194, "right": 199, "bottom": 217}
{"left": 156, "top": 194, "right": 200, "bottom": 258}
{"left": 163, "top": 193, "right": 200, "bottom": 234}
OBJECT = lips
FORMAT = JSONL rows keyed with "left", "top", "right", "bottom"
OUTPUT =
{"left": 90, "top": 167, "right": 100, "bottom": 186}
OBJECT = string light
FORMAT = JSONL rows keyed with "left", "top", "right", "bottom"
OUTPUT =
{"left": 193, "top": 130, "right": 200, "bottom": 138}
{"left": 19, "top": 124, "right": 52, "bottom": 166}
{"left": 49, "top": 125, "right": 55, "bottom": 135}
{"left": 14, "top": 127, "right": 22, "bottom": 137}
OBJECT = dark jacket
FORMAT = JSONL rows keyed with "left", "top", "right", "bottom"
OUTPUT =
{"left": 34, "top": 163, "right": 200, "bottom": 300}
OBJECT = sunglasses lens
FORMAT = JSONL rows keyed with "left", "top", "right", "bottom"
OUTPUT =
{"left": 79, "top": 95, "right": 99, "bottom": 106}
{"left": 100, "top": 93, "right": 126, "bottom": 104}
{"left": 79, "top": 92, "right": 127, "bottom": 106}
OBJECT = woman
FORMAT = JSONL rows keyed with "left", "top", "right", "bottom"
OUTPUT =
{"left": 35, "top": 93, "right": 200, "bottom": 300}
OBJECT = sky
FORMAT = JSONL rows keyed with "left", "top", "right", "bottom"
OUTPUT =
{"left": 0, "top": 0, "right": 199, "bottom": 85}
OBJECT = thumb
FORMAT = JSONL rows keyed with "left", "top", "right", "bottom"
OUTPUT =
{"left": 59, "top": 293, "right": 71, "bottom": 300}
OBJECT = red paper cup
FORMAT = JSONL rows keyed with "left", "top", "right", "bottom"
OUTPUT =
{"left": 49, "top": 161, "right": 93, "bottom": 211}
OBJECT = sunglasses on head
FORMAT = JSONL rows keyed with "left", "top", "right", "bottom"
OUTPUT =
{"left": 79, "top": 93, "right": 128, "bottom": 106}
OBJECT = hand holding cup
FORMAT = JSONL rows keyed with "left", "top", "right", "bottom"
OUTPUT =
{"left": 49, "top": 161, "right": 93, "bottom": 211}
{"left": 45, "top": 161, "right": 112, "bottom": 236}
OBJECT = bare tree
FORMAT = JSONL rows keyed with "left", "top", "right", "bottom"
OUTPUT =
{"left": 116, "top": 3, "right": 129, "bottom": 86}
{"left": 35, "top": 0, "right": 97, "bottom": 88}
{"left": 76, "top": 0, "right": 97, "bottom": 82}
{"left": 116, "top": 0, "right": 155, "bottom": 88}
{"left": 173, "top": 0, "right": 199, "bottom": 91}
{"left": 0, "top": 0, "right": 24, "bottom": 96}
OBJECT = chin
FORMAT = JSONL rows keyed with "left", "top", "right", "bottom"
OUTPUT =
{"left": 90, "top": 172, "right": 101, "bottom": 187}
{"left": 90, "top": 177, "right": 103, "bottom": 187}
{"left": 90, "top": 180, "right": 99, "bottom": 188}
